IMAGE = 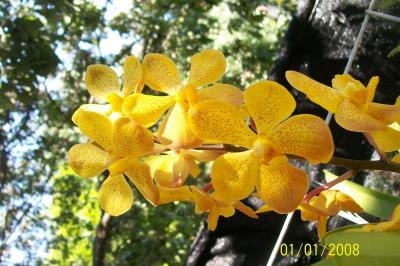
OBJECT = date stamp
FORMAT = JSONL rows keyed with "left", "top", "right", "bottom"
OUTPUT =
{"left": 280, "top": 243, "right": 360, "bottom": 257}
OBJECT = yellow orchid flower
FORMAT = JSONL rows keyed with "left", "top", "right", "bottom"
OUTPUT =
{"left": 121, "top": 49, "right": 244, "bottom": 149}
{"left": 285, "top": 71, "right": 400, "bottom": 152}
{"left": 85, "top": 55, "right": 144, "bottom": 112}
{"left": 68, "top": 107, "right": 158, "bottom": 216}
{"left": 190, "top": 186, "right": 257, "bottom": 231}
{"left": 145, "top": 149, "right": 224, "bottom": 188}
{"left": 188, "top": 80, "right": 334, "bottom": 213}
{"left": 298, "top": 190, "right": 363, "bottom": 239}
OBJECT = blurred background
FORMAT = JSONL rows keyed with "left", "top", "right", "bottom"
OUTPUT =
{"left": 1, "top": 0, "right": 399, "bottom": 265}
{"left": 0, "top": 0, "right": 296, "bottom": 265}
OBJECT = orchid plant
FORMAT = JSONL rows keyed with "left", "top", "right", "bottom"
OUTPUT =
{"left": 68, "top": 49, "right": 400, "bottom": 247}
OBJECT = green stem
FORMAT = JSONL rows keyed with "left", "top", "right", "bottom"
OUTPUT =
{"left": 327, "top": 156, "right": 400, "bottom": 173}
{"left": 194, "top": 144, "right": 400, "bottom": 173}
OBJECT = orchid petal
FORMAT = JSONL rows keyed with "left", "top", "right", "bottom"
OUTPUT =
{"left": 68, "top": 143, "right": 111, "bottom": 178}
{"left": 125, "top": 160, "right": 159, "bottom": 206}
{"left": 244, "top": 80, "right": 296, "bottom": 135}
{"left": 211, "top": 150, "right": 259, "bottom": 202}
{"left": 369, "top": 127, "right": 400, "bottom": 152}
{"left": 285, "top": 71, "right": 341, "bottom": 113}
{"left": 122, "top": 93, "right": 175, "bottom": 128}
{"left": 113, "top": 117, "right": 154, "bottom": 158}
{"left": 188, "top": 49, "right": 226, "bottom": 87}
{"left": 122, "top": 55, "right": 143, "bottom": 95}
{"left": 85, "top": 64, "right": 119, "bottom": 99}
{"left": 335, "top": 99, "right": 386, "bottom": 132}
{"left": 197, "top": 83, "right": 243, "bottom": 106}
{"left": 158, "top": 185, "right": 193, "bottom": 204}
{"left": 158, "top": 104, "right": 202, "bottom": 149}
{"left": 72, "top": 109, "right": 114, "bottom": 151}
{"left": 142, "top": 53, "right": 180, "bottom": 94}
{"left": 257, "top": 156, "right": 308, "bottom": 214}
{"left": 98, "top": 174, "right": 134, "bottom": 216}
{"left": 367, "top": 102, "right": 400, "bottom": 125}
{"left": 270, "top": 114, "right": 334, "bottom": 164}
{"left": 188, "top": 100, "right": 257, "bottom": 149}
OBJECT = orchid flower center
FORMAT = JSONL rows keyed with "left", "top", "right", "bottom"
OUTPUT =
{"left": 335, "top": 81, "right": 367, "bottom": 105}
{"left": 252, "top": 138, "right": 280, "bottom": 164}
{"left": 175, "top": 84, "right": 198, "bottom": 111}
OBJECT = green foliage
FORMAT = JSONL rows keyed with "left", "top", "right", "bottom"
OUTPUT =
{"left": 46, "top": 167, "right": 101, "bottom": 266}
{"left": 325, "top": 170, "right": 400, "bottom": 219}
{"left": 104, "top": 199, "right": 201, "bottom": 266}
{"left": 378, "top": 0, "right": 400, "bottom": 9}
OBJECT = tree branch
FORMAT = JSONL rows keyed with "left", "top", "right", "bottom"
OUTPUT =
{"left": 193, "top": 144, "right": 400, "bottom": 173}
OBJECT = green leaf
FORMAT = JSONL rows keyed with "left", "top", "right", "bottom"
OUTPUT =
{"left": 313, "top": 224, "right": 400, "bottom": 266}
{"left": 387, "top": 44, "right": 400, "bottom": 58}
{"left": 379, "top": 0, "right": 400, "bottom": 9}
{"left": 324, "top": 170, "right": 400, "bottom": 219}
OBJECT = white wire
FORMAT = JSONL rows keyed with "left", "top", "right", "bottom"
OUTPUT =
{"left": 366, "top": 10, "right": 400, "bottom": 23}
{"left": 266, "top": 212, "right": 294, "bottom": 266}
{"left": 343, "top": 0, "right": 378, "bottom": 74}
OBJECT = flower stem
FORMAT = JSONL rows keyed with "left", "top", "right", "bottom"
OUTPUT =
{"left": 194, "top": 144, "right": 400, "bottom": 173}
{"left": 303, "top": 170, "right": 357, "bottom": 203}
{"left": 203, "top": 182, "right": 213, "bottom": 193}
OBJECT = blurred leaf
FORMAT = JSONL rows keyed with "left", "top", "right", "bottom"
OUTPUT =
{"left": 379, "top": 0, "right": 400, "bottom": 9}
{"left": 388, "top": 44, "right": 400, "bottom": 58}
{"left": 325, "top": 170, "right": 400, "bottom": 219}
{"left": 313, "top": 223, "right": 400, "bottom": 266}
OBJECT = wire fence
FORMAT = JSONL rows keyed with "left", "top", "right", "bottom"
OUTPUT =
{"left": 266, "top": 1, "right": 400, "bottom": 265}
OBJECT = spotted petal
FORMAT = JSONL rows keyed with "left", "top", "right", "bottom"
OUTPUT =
{"left": 285, "top": 71, "right": 341, "bottom": 113}
{"left": 145, "top": 155, "right": 175, "bottom": 187}
{"left": 113, "top": 117, "right": 154, "bottom": 158}
{"left": 68, "top": 143, "right": 111, "bottom": 178}
{"left": 208, "top": 205, "right": 235, "bottom": 231}
{"left": 188, "top": 49, "right": 226, "bottom": 88}
{"left": 85, "top": 64, "right": 119, "bottom": 99}
{"left": 183, "top": 149, "right": 225, "bottom": 162}
{"left": 158, "top": 104, "right": 202, "bottom": 149}
{"left": 191, "top": 185, "right": 214, "bottom": 214}
{"left": 142, "top": 53, "right": 180, "bottom": 94}
{"left": 158, "top": 186, "right": 193, "bottom": 204}
{"left": 98, "top": 174, "right": 134, "bottom": 216}
{"left": 367, "top": 102, "right": 400, "bottom": 125}
{"left": 122, "top": 94, "right": 174, "bottom": 127}
{"left": 270, "top": 114, "right": 334, "bottom": 164}
{"left": 125, "top": 160, "right": 159, "bottom": 206}
{"left": 188, "top": 100, "right": 257, "bottom": 149}
{"left": 197, "top": 83, "right": 243, "bottom": 106}
{"left": 211, "top": 150, "right": 259, "bottom": 202}
{"left": 72, "top": 108, "right": 114, "bottom": 151}
{"left": 366, "top": 76, "right": 379, "bottom": 105}
{"left": 257, "top": 156, "right": 308, "bottom": 214}
{"left": 122, "top": 55, "right": 143, "bottom": 95}
{"left": 335, "top": 99, "right": 386, "bottom": 132}
{"left": 244, "top": 81, "right": 296, "bottom": 135}
{"left": 369, "top": 127, "right": 400, "bottom": 152}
